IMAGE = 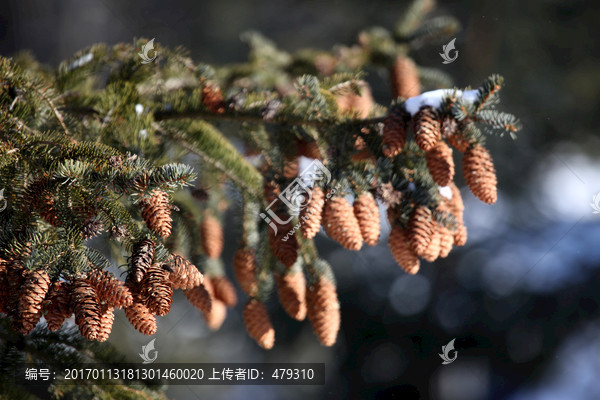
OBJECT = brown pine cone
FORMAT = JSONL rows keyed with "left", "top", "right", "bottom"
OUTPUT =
{"left": 44, "top": 281, "right": 73, "bottom": 332}
{"left": 131, "top": 239, "right": 154, "bottom": 283}
{"left": 388, "top": 225, "right": 420, "bottom": 275}
{"left": 390, "top": 56, "right": 421, "bottom": 99}
{"left": 39, "top": 192, "right": 61, "bottom": 226}
{"left": 438, "top": 226, "right": 454, "bottom": 258}
{"left": 183, "top": 283, "right": 212, "bottom": 314}
{"left": 200, "top": 278, "right": 227, "bottom": 330}
{"left": 96, "top": 305, "right": 115, "bottom": 342}
{"left": 268, "top": 211, "right": 298, "bottom": 268}
{"left": 124, "top": 302, "right": 157, "bottom": 336}
{"left": 414, "top": 106, "right": 441, "bottom": 152}
{"left": 283, "top": 157, "right": 299, "bottom": 179}
{"left": 87, "top": 269, "right": 133, "bottom": 308}
{"left": 448, "top": 182, "right": 465, "bottom": 215}
{"left": 322, "top": 197, "right": 363, "bottom": 251}
{"left": 140, "top": 189, "right": 172, "bottom": 238}
{"left": 422, "top": 227, "right": 441, "bottom": 262}
{"left": 201, "top": 212, "right": 224, "bottom": 259}
{"left": 233, "top": 248, "right": 258, "bottom": 296}
{"left": 168, "top": 254, "right": 203, "bottom": 290}
{"left": 275, "top": 272, "right": 307, "bottom": 321}
{"left": 353, "top": 192, "right": 380, "bottom": 246}
{"left": 334, "top": 80, "right": 374, "bottom": 118}
{"left": 453, "top": 223, "right": 468, "bottom": 247}
{"left": 243, "top": 298, "right": 275, "bottom": 350}
{"left": 71, "top": 278, "right": 101, "bottom": 340}
{"left": 300, "top": 187, "right": 325, "bottom": 239}
{"left": 201, "top": 82, "right": 225, "bottom": 114}
{"left": 307, "top": 276, "right": 340, "bottom": 347}
{"left": 463, "top": 144, "right": 498, "bottom": 204}
{"left": 426, "top": 142, "right": 455, "bottom": 186}
{"left": 18, "top": 270, "right": 51, "bottom": 334}
{"left": 297, "top": 139, "right": 322, "bottom": 160}
{"left": 382, "top": 112, "right": 407, "bottom": 158}
{"left": 408, "top": 206, "right": 435, "bottom": 257}
{"left": 140, "top": 264, "right": 173, "bottom": 316}
{"left": 210, "top": 276, "right": 238, "bottom": 308}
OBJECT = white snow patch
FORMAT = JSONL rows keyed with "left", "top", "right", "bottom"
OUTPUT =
{"left": 439, "top": 185, "right": 453, "bottom": 199}
{"left": 404, "top": 89, "right": 480, "bottom": 115}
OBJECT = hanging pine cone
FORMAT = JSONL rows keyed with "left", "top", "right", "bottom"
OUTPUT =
{"left": 414, "top": 106, "right": 441, "bottom": 152}
{"left": 210, "top": 276, "right": 238, "bottom": 308}
{"left": 71, "top": 278, "right": 101, "bottom": 340}
{"left": 139, "top": 189, "right": 172, "bottom": 238}
{"left": 38, "top": 192, "right": 61, "bottom": 226}
{"left": 283, "top": 157, "right": 299, "bottom": 179}
{"left": 297, "top": 139, "right": 322, "bottom": 160}
{"left": 353, "top": 192, "right": 380, "bottom": 246}
{"left": 300, "top": 187, "right": 325, "bottom": 239}
{"left": 44, "top": 281, "right": 73, "bottom": 332}
{"left": 388, "top": 225, "right": 420, "bottom": 274}
{"left": 407, "top": 206, "right": 435, "bottom": 257}
{"left": 233, "top": 248, "right": 258, "bottom": 296}
{"left": 168, "top": 254, "right": 204, "bottom": 290}
{"left": 382, "top": 111, "right": 407, "bottom": 158}
{"left": 124, "top": 302, "right": 157, "bottom": 336}
{"left": 80, "top": 218, "right": 104, "bottom": 239}
{"left": 306, "top": 276, "right": 340, "bottom": 347}
{"left": 426, "top": 141, "right": 455, "bottom": 186}
{"left": 448, "top": 182, "right": 465, "bottom": 215}
{"left": 96, "top": 306, "right": 114, "bottom": 342}
{"left": 438, "top": 226, "right": 454, "bottom": 258}
{"left": 201, "top": 82, "right": 226, "bottom": 114}
{"left": 453, "top": 223, "right": 468, "bottom": 247}
{"left": 267, "top": 211, "right": 298, "bottom": 268}
{"left": 322, "top": 196, "right": 363, "bottom": 251}
{"left": 243, "top": 298, "right": 275, "bottom": 350}
{"left": 140, "top": 264, "right": 173, "bottom": 317}
{"left": 18, "top": 269, "right": 51, "bottom": 334}
{"left": 87, "top": 269, "right": 133, "bottom": 308}
{"left": 200, "top": 278, "right": 227, "bottom": 330}
{"left": 390, "top": 55, "right": 421, "bottom": 99}
{"left": 184, "top": 283, "right": 212, "bottom": 314}
{"left": 201, "top": 211, "right": 224, "bottom": 259}
{"left": 422, "top": 228, "right": 441, "bottom": 262}
{"left": 276, "top": 272, "right": 307, "bottom": 321}
{"left": 463, "top": 144, "right": 498, "bottom": 204}
{"left": 334, "top": 80, "right": 374, "bottom": 118}
{"left": 131, "top": 239, "right": 154, "bottom": 283}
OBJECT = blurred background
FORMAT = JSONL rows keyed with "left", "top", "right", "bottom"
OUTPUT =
{"left": 1, "top": 0, "right": 599, "bottom": 399}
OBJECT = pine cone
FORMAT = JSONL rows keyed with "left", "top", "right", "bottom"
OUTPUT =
{"left": 390, "top": 56, "right": 421, "bottom": 99}
{"left": 38, "top": 192, "right": 61, "bottom": 226}
{"left": 201, "top": 82, "right": 225, "bottom": 114}
{"left": 276, "top": 272, "right": 307, "bottom": 321}
{"left": 267, "top": 211, "right": 298, "bottom": 268}
{"left": 87, "top": 269, "right": 133, "bottom": 308}
{"left": 5, "top": 263, "right": 25, "bottom": 322}
{"left": 183, "top": 283, "right": 212, "bottom": 314}
{"left": 44, "top": 281, "right": 72, "bottom": 332}
{"left": 131, "top": 239, "right": 154, "bottom": 283}
{"left": 124, "top": 302, "right": 157, "bottom": 336}
{"left": 168, "top": 254, "right": 203, "bottom": 290}
{"left": 297, "top": 139, "right": 322, "bottom": 160}
{"left": 300, "top": 187, "right": 325, "bottom": 239}
{"left": 388, "top": 225, "right": 420, "bottom": 274}
{"left": 422, "top": 228, "right": 441, "bottom": 262}
{"left": 382, "top": 112, "right": 407, "bottom": 158}
{"left": 334, "top": 80, "right": 374, "bottom": 118}
{"left": 307, "top": 276, "right": 340, "bottom": 347}
{"left": 71, "top": 278, "right": 101, "bottom": 340}
{"left": 414, "top": 106, "right": 441, "bottom": 152}
{"left": 80, "top": 218, "right": 104, "bottom": 239}
{"left": 233, "top": 248, "right": 258, "bottom": 296}
{"left": 407, "top": 206, "right": 434, "bottom": 257}
{"left": 448, "top": 182, "right": 465, "bottom": 215}
{"left": 200, "top": 278, "right": 227, "bottom": 330}
{"left": 463, "top": 144, "right": 498, "bottom": 204}
{"left": 210, "top": 276, "right": 238, "bottom": 308}
{"left": 353, "top": 192, "right": 380, "bottom": 246}
{"left": 322, "top": 197, "right": 363, "bottom": 251}
{"left": 140, "top": 189, "right": 172, "bottom": 238}
{"left": 426, "top": 141, "right": 455, "bottom": 186}
{"left": 453, "top": 223, "right": 468, "bottom": 247}
{"left": 96, "top": 306, "right": 115, "bottom": 342}
{"left": 140, "top": 265, "right": 173, "bottom": 316}
{"left": 201, "top": 212, "right": 224, "bottom": 259}
{"left": 18, "top": 270, "right": 51, "bottom": 334}
{"left": 243, "top": 298, "right": 275, "bottom": 350}
{"left": 283, "top": 157, "right": 299, "bottom": 179}
{"left": 438, "top": 226, "right": 454, "bottom": 258}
